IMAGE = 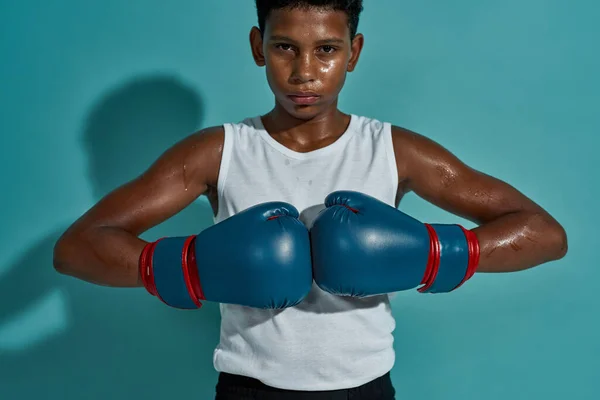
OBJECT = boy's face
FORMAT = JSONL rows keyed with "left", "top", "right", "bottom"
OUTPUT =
{"left": 251, "top": 7, "right": 363, "bottom": 120}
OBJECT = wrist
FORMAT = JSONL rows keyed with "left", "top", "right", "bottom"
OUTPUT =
{"left": 181, "top": 235, "right": 205, "bottom": 306}
{"left": 139, "top": 240, "right": 160, "bottom": 297}
{"left": 139, "top": 236, "right": 204, "bottom": 308}
{"left": 419, "top": 223, "right": 480, "bottom": 293}
{"left": 455, "top": 227, "right": 480, "bottom": 287}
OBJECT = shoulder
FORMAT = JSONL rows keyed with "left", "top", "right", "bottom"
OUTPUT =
{"left": 389, "top": 124, "right": 466, "bottom": 188}
{"left": 169, "top": 125, "right": 225, "bottom": 160}
{"left": 192, "top": 125, "right": 226, "bottom": 150}
{"left": 390, "top": 124, "right": 430, "bottom": 150}
{"left": 149, "top": 125, "right": 225, "bottom": 188}
{"left": 390, "top": 124, "right": 460, "bottom": 162}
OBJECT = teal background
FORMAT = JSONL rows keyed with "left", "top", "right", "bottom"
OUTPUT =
{"left": 0, "top": 0, "right": 597, "bottom": 399}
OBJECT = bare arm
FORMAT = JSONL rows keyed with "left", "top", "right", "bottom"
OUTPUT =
{"left": 53, "top": 126, "right": 224, "bottom": 287}
{"left": 392, "top": 126, "right": 568, "bottom": 273}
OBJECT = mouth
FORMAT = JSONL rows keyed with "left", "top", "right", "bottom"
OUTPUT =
{"left": 287, "top": 92, "right": 321, "bottom": 105}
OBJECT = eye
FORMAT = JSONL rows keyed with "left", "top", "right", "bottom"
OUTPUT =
{"left": 319, "top": 45, "right": 337, "bottom": 54}
{"left": 275, "top": 43, "right": 294, "bottom": 52}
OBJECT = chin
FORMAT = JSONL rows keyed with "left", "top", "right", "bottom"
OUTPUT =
{"left": 282, "top": 101, "right": 329, "bottom": 121}
{"left": 288, "top": 107, "right": 321, "bottom": 120}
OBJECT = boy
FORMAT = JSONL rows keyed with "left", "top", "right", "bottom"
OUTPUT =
{"left": 53, "top": 1, "right": 568, "bottom": 399}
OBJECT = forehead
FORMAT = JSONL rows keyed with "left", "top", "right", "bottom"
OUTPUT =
{"left": 264, "top": 7, "right": 350, "bottom": 40}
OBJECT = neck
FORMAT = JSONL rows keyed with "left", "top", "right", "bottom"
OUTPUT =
{"left": 262, "top": 102, "right": 350, "bottom": 151}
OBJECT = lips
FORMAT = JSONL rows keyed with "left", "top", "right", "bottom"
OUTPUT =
{"left": 287, "top": 92, "right": 321, "bottom": 105}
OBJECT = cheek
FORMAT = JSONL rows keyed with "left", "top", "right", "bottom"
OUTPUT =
{"left": 319, "top": 58, "right": 343, "bottom": 74}
{"left": 319, "top": 58, "right": 348, "bottom": 88}
{"left": 266, "top": 58, "right": 291, "bottom": 82}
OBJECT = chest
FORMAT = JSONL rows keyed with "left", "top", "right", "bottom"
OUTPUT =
{"left": 218, "top": 149, "right": 397, "bottom": 228}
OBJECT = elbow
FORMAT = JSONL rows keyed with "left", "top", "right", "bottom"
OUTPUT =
{"left": 53, "top": 232, "right": 78, "bottom": 276}
{"left": 528, "top": 212, "right": 568, "bottom": 263}
{"left": 540, "top": 216, "right": 568, "bottom": 262}
{"left": 52, "top": 237, "right": 69, "bottom": 275}
{"left": 552, "top": 223, "right": 569, "bottom": 260}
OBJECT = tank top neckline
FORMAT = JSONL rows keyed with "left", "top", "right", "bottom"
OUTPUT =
{"left": 251, "top": 114, "right": 359, "bottom": 160}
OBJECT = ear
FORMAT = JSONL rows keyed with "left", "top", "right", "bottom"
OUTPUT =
{"left": 249, "top": 27, "right": 265, "bottom": 67}
{"left": 347, "top": 33, "right": 364, "bottom": 72}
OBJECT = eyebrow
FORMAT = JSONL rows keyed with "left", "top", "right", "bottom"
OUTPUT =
{"left": 268, "top": 35, "right": 346, "bottom": 45}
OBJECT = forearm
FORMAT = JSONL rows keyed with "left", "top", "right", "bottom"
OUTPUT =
{"left": 471, "top": 210, "right": 568, "bottom": 273}
{"left": 53, "top": 226, "right": 147, "bottom": 287}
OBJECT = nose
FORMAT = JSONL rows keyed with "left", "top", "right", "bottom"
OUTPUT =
{"left": 290, "top": 51, "right": 316, "bottom": 84}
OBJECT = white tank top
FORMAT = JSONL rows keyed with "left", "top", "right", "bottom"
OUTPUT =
{"left": 212, "top": 114, "right": 399, "bottom": 391}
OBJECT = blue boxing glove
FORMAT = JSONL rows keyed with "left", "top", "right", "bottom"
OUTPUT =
{"left": 140, "top": 202, "right": 313, "bottom": 309}
{"left": 310, "top": 191, "right": 480, "bottom": 296}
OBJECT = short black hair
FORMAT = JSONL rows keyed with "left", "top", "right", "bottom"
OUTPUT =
{"left": 255, "top": 0, "right": 364, "bottom": 39}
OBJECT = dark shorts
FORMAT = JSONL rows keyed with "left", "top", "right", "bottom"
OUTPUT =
{"left": 215, "top": 371, "right": 396, "bottom": 400}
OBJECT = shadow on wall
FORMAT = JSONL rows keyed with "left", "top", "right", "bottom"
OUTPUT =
{"left": 0, "top": 76, "right": 220, "bottom": 399}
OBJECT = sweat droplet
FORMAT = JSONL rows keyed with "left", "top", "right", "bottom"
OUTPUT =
{"left": 182, "top": 162, "right": 190, "bottom": 191}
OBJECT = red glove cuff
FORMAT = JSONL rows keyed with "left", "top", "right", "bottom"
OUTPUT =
{"left": 419, "top": 224, "right": 441, "bottom": 293}
{"left": 452, "top": 227, "right": 480, "bottom": 290}
{"left": 139, "top": 238, "right": 165, "bottom": 302}
{"left": 418, "top": 225, "right": 480, "bottom": 293}
{"left": 139, "top": 236, "right": 204, "bottom": 308}
{"left": 181, "top": 235, "right": 203, "bottom": 308}
{"left": 185, "top": 235, "right": 206, "bottom": 303}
